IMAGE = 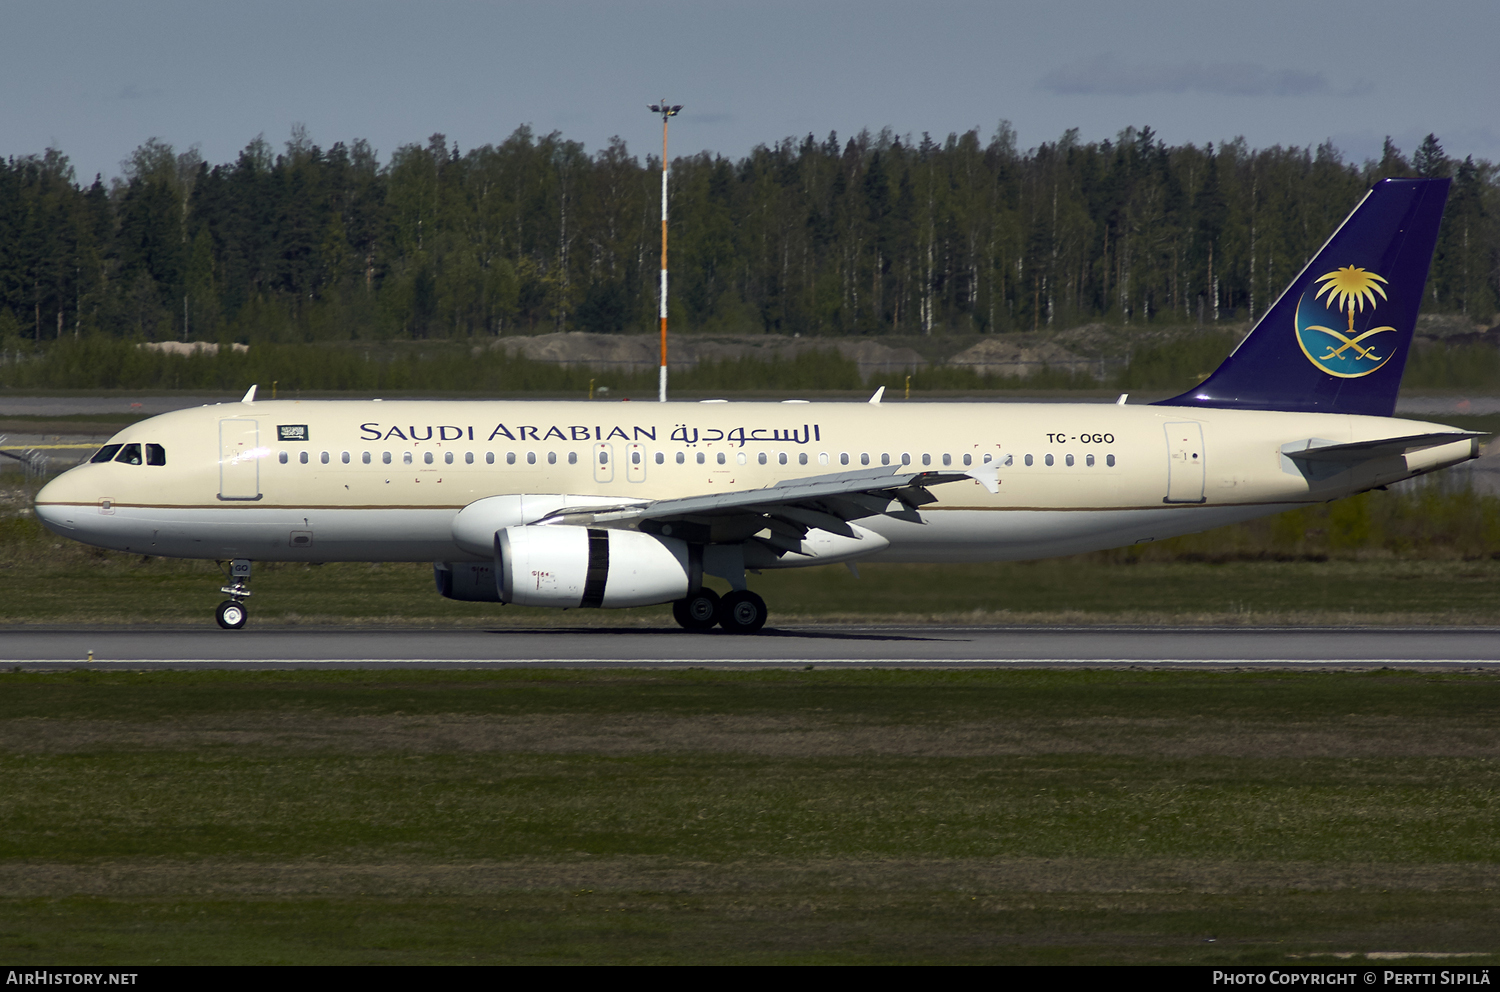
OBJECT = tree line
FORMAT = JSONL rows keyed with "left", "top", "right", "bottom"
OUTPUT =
{"left": 0, "top": 123, "right": 1494, "bottom": 348}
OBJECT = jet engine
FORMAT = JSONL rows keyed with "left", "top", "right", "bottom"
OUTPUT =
{"left": 433, "top": 561, "right": 502, "bottom": 602}
{"left": 496, "top": 525, "right": 694, "bottom": 608}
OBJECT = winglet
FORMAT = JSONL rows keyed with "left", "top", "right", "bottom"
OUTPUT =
{"left": 868, "top": 386, "right": 885, "bottom": 405}
{"left": 241, "top": 384, "right": 257, "bottom": 404}
{"left": 965, "top": 466, "right": 1001, "bottom": 494}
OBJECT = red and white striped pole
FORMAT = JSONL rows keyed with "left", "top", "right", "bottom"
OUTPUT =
{"left": 649, "top": 101, "right": 681, "bottom": 402}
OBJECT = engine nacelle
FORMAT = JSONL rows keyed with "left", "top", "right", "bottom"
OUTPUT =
{"left": 496, "top": 526, "right": 693, "bottom": 608}
{"left": 433, "top": 561, "right": 502, "bottom": 602}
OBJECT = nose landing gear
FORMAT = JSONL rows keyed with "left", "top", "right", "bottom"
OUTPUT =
{"left": 216, "top": 558, "right": 252, "bottom": 630}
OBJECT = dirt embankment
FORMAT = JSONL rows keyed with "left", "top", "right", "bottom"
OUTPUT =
{"left": 477, "top": 323, "right": 1270, "bottom": 376}
{"left": 481, "top": 332, "right": 927, "bottom": 373}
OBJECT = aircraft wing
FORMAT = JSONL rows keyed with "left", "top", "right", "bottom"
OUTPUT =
{"left": 1285, "top": 431, "right": 1488, "bottom": 463}
{"left": 535, "top": 464, "right": 999, "bottom": 553}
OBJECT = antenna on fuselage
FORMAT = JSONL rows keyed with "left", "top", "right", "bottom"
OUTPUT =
{"left": 868, "top": 386, "right": 885, "bottom": 405}
{"left": 241, "top": 384, "right": 257, "bottom": 404}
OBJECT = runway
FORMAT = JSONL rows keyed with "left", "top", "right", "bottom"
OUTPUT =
{"left": 4, "top": 625, "right": 1500, "bottom": 669}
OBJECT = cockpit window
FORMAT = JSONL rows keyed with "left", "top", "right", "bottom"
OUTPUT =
{"left": 114, "top": 443, "right": 143, "bottom": 465}
{"left": 145, "top": 443, "right": 166, "bottom": 466}
{"left": 90, "top": 444, "right": 122, "bottom": 464}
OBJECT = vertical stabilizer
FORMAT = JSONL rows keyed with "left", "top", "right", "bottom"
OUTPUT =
{"left": 1157, "top": 178, "right": 1450, "bottom": 417}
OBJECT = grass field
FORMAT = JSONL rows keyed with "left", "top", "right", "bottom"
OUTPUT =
{"left": 0, "top": 668, "right": 1496, "bottom": 964}
{"left": 7, "top": 485, "right": 1500, "bottom": 626}
{"left": 8, "top": 553, "right": 1500, "bottom": 628}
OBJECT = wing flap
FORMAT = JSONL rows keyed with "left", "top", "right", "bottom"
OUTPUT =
{"left": 536, "top": 465, "right": 988, "bottom": 535}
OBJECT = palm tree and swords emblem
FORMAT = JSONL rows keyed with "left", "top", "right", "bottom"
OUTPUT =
{"left": 1295, "top": 265, "right": 1398, "bottom": 377}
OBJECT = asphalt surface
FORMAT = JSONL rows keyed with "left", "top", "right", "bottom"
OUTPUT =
{"left": 3, "top": 626, "right": 1499, "bottom": 669}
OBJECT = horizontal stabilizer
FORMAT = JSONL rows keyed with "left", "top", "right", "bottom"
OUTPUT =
{"left": 1283, "top": 432, "right": 1486, "bottom": 463}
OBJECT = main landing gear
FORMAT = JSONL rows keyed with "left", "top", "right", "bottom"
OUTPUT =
{"left": 671, "top": 588, "right": 768, "bottom": 634}
{"left": 216, "top": 558, "right": 252, "bottom": 630}
{"left": 672, "top": 589, "right": 721, "bottom": 630}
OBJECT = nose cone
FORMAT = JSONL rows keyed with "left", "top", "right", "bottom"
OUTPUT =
{"left": 34, "top": 475, "right": 80, "bottom": 534}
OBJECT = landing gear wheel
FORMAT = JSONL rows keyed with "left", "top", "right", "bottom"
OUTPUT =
{"left": 718, "top": 590, "right": 767, "bottom": 634}
{"left": 673, "top": 589, "right": 722, "bottom": 630}
{"left": 215, "top": 600, "right": 247, "bottom": 630}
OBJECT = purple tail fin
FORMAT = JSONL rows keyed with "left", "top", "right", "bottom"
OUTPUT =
{"left": 1157, "top": 178, "right": 1450, "bottom": 417}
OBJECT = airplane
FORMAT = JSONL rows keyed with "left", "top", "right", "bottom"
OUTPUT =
{"left": 33, "top": 177, "right": 1480, "bottom": 633}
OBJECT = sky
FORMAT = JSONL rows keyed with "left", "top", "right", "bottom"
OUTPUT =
{"left": 4, "top": 0, "right": 1497, "bottom": 181}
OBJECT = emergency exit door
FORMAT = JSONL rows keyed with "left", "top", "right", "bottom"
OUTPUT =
{"left": 219, "top": 419, "right": 262, "bottom": 501}
{"left": 593, "top": 442, "right": 614, "bottom": 483}
{"left": 1163, "top": 422, "right": 1205, "bottom": 504}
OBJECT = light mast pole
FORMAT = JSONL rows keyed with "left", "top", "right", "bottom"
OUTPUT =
{"left": 649, "top": 100, "right": 681, "bottom": 402}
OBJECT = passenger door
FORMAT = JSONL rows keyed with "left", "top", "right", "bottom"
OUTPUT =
{"left": 219, "top": 419, "right": 262, "bottom": 501}
{"left": 1163, "top": 422, "right": 1205, "bottom": 504}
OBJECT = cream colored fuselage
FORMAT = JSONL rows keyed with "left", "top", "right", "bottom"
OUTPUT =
{"left": 32, "top": 399, "right": 1476, "bottom": 565}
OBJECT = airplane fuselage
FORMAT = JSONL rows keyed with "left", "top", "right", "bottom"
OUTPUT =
{"left": 33, "top": 398, "right": 1477, "bottom": 566}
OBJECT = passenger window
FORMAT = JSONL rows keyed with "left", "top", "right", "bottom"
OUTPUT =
{"left": 1066, "top": 454, "right": 1075, "bottom": 467}
{"left": 321, "top": 452, "right": 330, "bottom": 464}
{"left": 736, "top": 452, "right": 747, "bottom": 465}
{"left": 841, "top": 453, "right": 849, "bottom": 466}
{"left": 549, "top": 452, "right": 558, "bottom": 465}
{"left": 361, "top": 452, "right": 370, "bottom": 464}
{"left": 655, "top": 452, "right": 664, "bottom": 465}
{"left": 781, "top": 453, "right": 790, "bottom": 465}
{"left": 1107, "top": 454, "right": 1116, "bottom": 467}
{"left": 799, "top": 453, "right": 807, "bottom": 465}
{"left": 757, "top": 452, "right": 767, "bottom": 465}
{"left": 1024, "top": 454, "right": 1033, "bottom": 466}
{"left": 921, "top": 453, "right": 931, "bottom": 466}
{"left": 382, "top": 451, "right": 392, "bottom": 465}
{"left": 403, "top": 452, "right": 413, "bottom": 465}
{"left": 901, "top": 453, "right": 911, "bottom": 465}
{"left": 880, "top": 453, "right": 890, "bottom": 466}
{"left": 527, "top": 452, "right": 537, "bottom": 465}
{"left": 506, "top": 452, "right": 516, "bottom": 465}
{"left": 1003, "top": 454, "right": 1013, "bottom": 466}
{"left": 114, "top": 443, "right": 142, "bottom": 465}
{"left": 941, "top": 453, "right": 950, "bottom": 467}
{"left": 818, "top": 453, "right": 828, "bottom": 465}
{"left": 860, "top": 453, "right": 869, "bottom": 466}
{"left": 1086, "top": 454, "right": 1095, "bottom": 467}
{"left": 568, "top": 452, "right": 578, "bottom": 465}
{"left": 146, "top": 443, "right": 166, "bottom": 466}
{"left": 717, "top": 453, "right": 726, "bottom": 465}
{"left": 445, "top": 452, "right": 454, "bottom": 465}
{"left": 983, "top": 454, "right": 992, "bottom": 464}
{"left": 278, "top": 451, "right": 288, "bottom": 464}
{"left": 300, "top": 451, "right": 309, "bottom": 465}
{"left": 424, "top": 452, "right": 434, "bottom": 465}
{"left": 962, "top": 454, "right": 972, "bottom": 466}
{"left": 676, "top": 452, "right": 685, "bottom": 464}
{"left": 1044, "top": 454, "right": 1054, "bottom": 467}
{"left": 91, "top": 444, "right": 123, "bottom": 463}
{"left": 341, "top": 451, "right": 350, "bottom": 464}
{"left": 598, "top": 451, "right": 607, "bottom": 465}
{"left": 465, "top": 452, "right": 473, "bottom": 464}
{"left": 631, "top": 451, "right": 640, "bottom": 465}
{"left": 696, "top": 452, "right": 706, "bottom": 465}
{"left": 487, "top": 452, "right": 495, "bottom": 465}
